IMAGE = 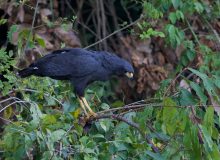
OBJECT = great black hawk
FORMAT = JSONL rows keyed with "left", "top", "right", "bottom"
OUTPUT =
{"left": 18, "top": 48, "right": 134, "bottom": 117}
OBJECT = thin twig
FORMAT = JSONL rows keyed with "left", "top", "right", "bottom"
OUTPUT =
{"left": 3, "top": 88, "right": 63, "bottom": 107}
{"left": 99, "top": 0, "right": 107, "bottom": 50}
{"left": 0, "top": 116, "right": 14, "bottom": 124}
{"left": 186, "top": 19, "right": 201, "bottom": 46}
{"left": 25, "top": 0, "right": 39, "bottom": 50}
{"left": 21, "top": 88, "right": 63, "bottom": 106}
{"left": 118, "top": 107, "right": 143, "bottom": 116}
{"left": 0, "top": 97, "right": 15, "bottom": 104}
{"left": 0, "top": 100, "right": 30, "bottom": 113}
{"left": 84, "top": 15, "right": 143, "bottom": 49}
{"left": 65, "top": 0, "right": 98, "bottom": 37}
{"left": 97, "top": 103, "right": 163, "bottom": 114}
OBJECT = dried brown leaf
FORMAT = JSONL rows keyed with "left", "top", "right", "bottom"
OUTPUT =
{"left": 40, "top": 8, "right": 51, "bottom": 15}
{"left": 17, "top": 5, "right": 24, "bottom": 23}
{"left": 54, "top": 27, "right": 81, "bottom": 48}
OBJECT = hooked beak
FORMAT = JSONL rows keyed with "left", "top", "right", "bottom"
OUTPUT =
{"left": 125, "top": 72, "right": 134, "bottom": 78}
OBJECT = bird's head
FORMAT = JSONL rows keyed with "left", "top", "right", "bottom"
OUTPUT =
{"left": 114, "top": 58, "right": 134, "bottom": 79}
{"left": 101, "top": 52, "right": 134, "bottom": 79}
{"left": 123, "top": 60, "right": 134, "bottom": 79}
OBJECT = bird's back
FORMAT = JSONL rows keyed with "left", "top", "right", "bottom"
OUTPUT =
{"left": 18, "top": 48, "right": 102, "bottom": 80}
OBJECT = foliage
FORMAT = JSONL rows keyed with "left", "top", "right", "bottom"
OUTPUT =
{"left": 1, "top": 0, "right": 220, "bottom": 159}
{"left": 0, "top": 48, "right": 17, "bottom": 95}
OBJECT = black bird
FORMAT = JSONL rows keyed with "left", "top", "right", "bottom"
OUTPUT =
{"left": 18, "top": 48, "right": 134, "bottom": 117}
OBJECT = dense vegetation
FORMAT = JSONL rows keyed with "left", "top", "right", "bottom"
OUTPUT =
{"left": 0, "top": 0, "right": 220, "bottom": 159}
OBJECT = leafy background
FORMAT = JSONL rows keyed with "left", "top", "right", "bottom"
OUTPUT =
{"left": 0, "top": 0, "right": 220, "bottom": 159}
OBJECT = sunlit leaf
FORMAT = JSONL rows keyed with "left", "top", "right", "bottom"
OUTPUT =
{"left": 50, "top": 129, "right": 66, "bottom": 142}
{"left": 203, "top": 107, "right": 214, "bottom": 135}
{"left": 162, "top": 98, "right": 178, "bottom": 135}
{"left": 3, "top": 106, "right": 13, "bottom": 119}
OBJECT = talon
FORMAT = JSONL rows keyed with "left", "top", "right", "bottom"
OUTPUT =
{"left": 86, "top": 112, "right": 97, "bottom": 119}
{"left": 90, "top": 111, "right": 97, "bottom": 118}
{"left": 78, "top": 97, "right": 97, "bottom": 119}
{"left": 86, "top": 115, "right": 90, "bottom": 120}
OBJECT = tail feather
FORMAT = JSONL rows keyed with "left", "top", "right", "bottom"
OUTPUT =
{"left": 17, "top": 67, "right": 34, "bottom": 78}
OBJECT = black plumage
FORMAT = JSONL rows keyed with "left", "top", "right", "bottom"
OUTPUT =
{"left": 18, "top": 48, "right": 134, "bottom": 117}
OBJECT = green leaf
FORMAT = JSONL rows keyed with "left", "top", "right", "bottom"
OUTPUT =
{"left": 7, "top": 25, "right": 18, "bottom": 43}
{"left": 179, "top": 89, "right": 197, "bottom": 106}
{"left": 99, "top": 103, "right": 110, "bottom": 110}
{"left": 191, "top": 125, "right": 202, "bottom": 159}
{"left": 42, "top": 115, "right": 57, "bottom": 125}
{"left": 181, "top": 54, "right": 189, "bottom": 66}
{"left": 79, "top": 136, "right": 89, "bottom": 145}
{"left": 184, "top": 40, "right": 195, "bottom": 50}
{"left": 140, "top": 28, "right": 165, "bottom": 39}
{"left": 194, "top": 2, "right": 204, "bottom": 13}
{"left": 3, "top": 106, "right": 13, "bottom": 119}
{"left": 113, "top": 141, "right": 127, "bottom": 151}
{"left": 190, "top": 81, "right": 207, "bottom": 104}
{"left": 50, "top": 129, "right": 66, "bottom": 142}
{"left": 63, "top": 100, "right": 75, "bottom": 113}
{"left": 30, "top": 103, "right": 43, "bottom": 125}
{"left": 213, "top": 75, "right": 220, "bottom": 88}
{"left": 143, "top": 2, "right": 163, "bottom": 19}
{"left": 0, "top": 18, "right": 7, "bottom": 25}
{"left": 209, "top": 144, "right": 220, "bottom": 159}
{"left": 171, "top": 0, "right": 181, "bottom": 9}
{"left": 189, "top": 68, "right": 216, "bottom": 96}
{"left": 186, "top": 50, "right": 196, "bottom": 61}
{"left": 169, "top": 12, "right": 177, "bottom": 24}
{"left": 162, "top": 98, "right": 178, "bottom": 135}
{"left": 135, "top": 107, "right": 153, "bottom": 130}
{"left": 157, "top": 32, "right": 165, "bottom": 37}
{"left": 200, "top": 125, "right": 213, "bottom": 151}
{"left": 166, "top": 24, "right": 184, "bottom": 47}
{"left": 36, "top": 36, "right": 46, "bottom": 48}
{"left": 100, "top": 119, "right": 111, "bottom": 132}
{"left": 83, "top": 148, "right": 96, "bottom": 154}
{"left": 92, "top": 134, "right": 105, "bottom": 139}
{"left": 203, "top": 107, "right": 214, "bottom": 135}
{"left": 42, "top": 151, "right": 53, "bottom": 160}
{"left": 84, "top": 155, "right": 98, "bottom": 160}
{"left": 169, "top": 10, "right": 184, "bottom": 24}
{"left": 146, "top": 151, "right": 165, "bottom": 160}
{"left": 175, "top": 10, "right": 184, "bottom": 20}
{"left": 111, "top": 100, "right": 124, "bottom": 108}
{"left": 212, "top": 127, "right": 219, "bottom": 140}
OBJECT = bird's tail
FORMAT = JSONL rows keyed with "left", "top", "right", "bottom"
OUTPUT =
{"left": 17, "top": 67, "right": 34, "bottom": 78}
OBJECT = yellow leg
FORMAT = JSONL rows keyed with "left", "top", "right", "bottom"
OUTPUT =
{"left": 81, "top": 97, "right": 97, "bottom": 117}
{"left": 78, "top": 98, "right": 89, "bottom": 117}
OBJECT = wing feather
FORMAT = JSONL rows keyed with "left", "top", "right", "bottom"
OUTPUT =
{"left": 32, "top": 48, "right": 101, "bottom": 79}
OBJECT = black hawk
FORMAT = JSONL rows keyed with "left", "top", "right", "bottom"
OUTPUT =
{"left": 18, "top": 48, "right": 134, "bottom": 117}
